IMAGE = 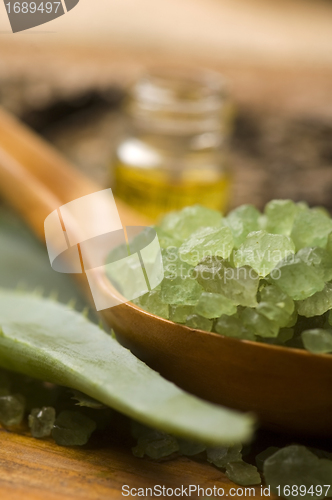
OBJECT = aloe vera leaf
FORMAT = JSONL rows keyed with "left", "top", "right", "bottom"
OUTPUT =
{"left": 0, "top": 291, "right": 255, "bottom": 445}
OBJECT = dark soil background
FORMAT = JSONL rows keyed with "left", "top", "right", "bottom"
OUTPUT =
{"left": 1, "top": 76, "right": 332, "bottom": 214}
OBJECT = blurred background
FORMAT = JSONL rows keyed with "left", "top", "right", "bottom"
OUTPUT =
{"left": 0, "top": 0, "right": 332, "bottom": 217}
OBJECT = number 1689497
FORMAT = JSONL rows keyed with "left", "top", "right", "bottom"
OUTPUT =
{"left": 5, "top": 2, "right": 61, "bottom": 14}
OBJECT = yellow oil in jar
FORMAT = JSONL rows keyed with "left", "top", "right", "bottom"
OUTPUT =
{"left": 114, "top": 161, "right": 232, "bottom": 220}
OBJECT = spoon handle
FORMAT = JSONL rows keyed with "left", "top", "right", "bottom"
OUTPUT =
{"left": 0, "top": 106, "right": 150, "bottom": 228}
{"left": 0, "top": 144, "right": 60, "bottom": 240}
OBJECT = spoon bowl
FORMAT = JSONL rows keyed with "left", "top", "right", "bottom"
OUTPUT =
{"left": 103, "top": 296, "right": 332, "bottom": 437}
{"left": 0, "top": 107, "right": 332, "bottom": 437}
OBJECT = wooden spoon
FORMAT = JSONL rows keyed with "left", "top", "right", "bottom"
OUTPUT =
{"left": 0, "top": 106, "right": 331, "bottom": 437}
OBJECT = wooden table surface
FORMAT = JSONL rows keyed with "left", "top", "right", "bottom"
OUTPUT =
{"left": 0, "top": 428, "right": 276, "bottom": 499}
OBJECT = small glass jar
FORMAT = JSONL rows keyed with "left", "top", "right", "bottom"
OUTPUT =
{"left": 112, "top": 69, "right": 233, "bottom": 220}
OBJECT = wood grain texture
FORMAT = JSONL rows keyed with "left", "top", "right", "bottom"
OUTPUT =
{"left": 0, "top": 429, "right": 274, "bottom": 499}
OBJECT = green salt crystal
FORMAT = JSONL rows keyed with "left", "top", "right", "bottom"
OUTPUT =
{"left": 185, "top": 314, "right": 213, "bottom": 332}
{"left": 160, "top": 205, "right": 222, "bottom": 241}
{"left": 158, "top": 210, "right": 181, "bottom": 235}
{"left": 162, "top": 247, "right": 193, "bottom": 280}
{"left": 301, "top": 329, "right": 332, "bottom": 354}
{"left": 131, "top": 445, "right": 145, "bottom": 458}
{"left": 226, "top": 461, "right": 261, "bottom": 486}
{"left": 256, "top": 286, "right": 294, "bottom": 327}
{"left": 0, "top": 394, "right": 25, "bottom": 426}
{"left": 195, "top": 292, "right": 237, "bottom": 319}
{"left": 234, "top": 230, "right": 295, "bottom": 277}
{"left": 143, "top": 435, "right": 179, "bottom": 459}
{"left": 256, "top": 302, "right": 293, "bottom": 328}
{"left": 297, "top": 283, "right": 332, "bottom": 317}
{"left": 219, "top": 265, "right": 259, "bottom": 308}
{"left": 155, "top": 226, "right": 182, "bottom": 249}
{"left": 28, "top": 406, "right": 56, "bottom": 438}
{"left": 195, "top": 257, "right": 259, "bottom": 307}
{"left": 161, "top": 276, "right": 203, "bottom": 306}
{"left": 259, "top": 283, "right": 294, "bottom": 315}
{"left": 52, "top": 410, "right": 96, "bottom": 446}
{"left": 286, "top": 309, "right": 298, "bottom": 327}
{"left": 286, "top": 309, "right": 325, "bottom": 334}
{"left": 177, "top": 438, "right": 206, "bottom": 456}
{"left": 264, "top": 199, "right": 302, "bottom": 236}
{"left": 161, "top": 246, "right": 178, "bottom": 265}
{"left": 271, "top": 253, "right": 326, "bottom": 301}
{"left": 264, "top": 445, "right": 332, "bottom": 500}
{"left": 225, "top": 205, "right": 261, "bottom": 247}
{"left": 297, "top": 201, "right": 310, "bottom": 211}
{"left": 258, "top": 215, "right": 267, "bottom": 230}
{"left": 277, "top": 327, "right": 294, "bottom": 343}
{"left": 214, "top": 314, "right": 255, "bottom": 340}
{"left": 139, "top": 290, "right": 169, "bottom": 319}
{"left": 312, "top": 206, "right": 331, "bottom": 217}
{"left": 255, "top": 447, "right": 280, "bottom": 471}
{"left": 132, "top": 428, "right": 179, "bottom": 459}
{"left": 297, "top": 247, "right": 332, "bottom": 282}
{"left": 195, "top": 256, "right": 225, "bottom": 293}
{"left": 179, "top": 226, "right": 234, "bottom": 266}
{"left": 291, "top": 209, "right": 332, "bottom": 251}
{"left": 169, "top": 304, "right": 194, "bottom": 323}
{"left": 241, "top": 308, "right": 279, "bottom": 338}
{"left": 259, "top": 328, "right": 294, "bottom": 346}
{"left": 207, "top": 444, "right": 242, "bottom": 468}
{"left": 106, "top": 253, "right": 148, "bottom": 300}
{"left": 326, "top": 232, "right": 332, "bottom": 254}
